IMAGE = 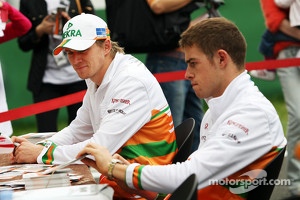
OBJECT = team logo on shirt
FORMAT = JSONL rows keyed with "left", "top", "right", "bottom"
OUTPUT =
{"left": 201, "top": 135, "right": 207, "bottom": 142}
{"left": 107, "top": 109, "right": 126, "bottom": 115}
{"left": 222, "top": 133, "right": 241, "bottom": 144}
{"left": 227, "top": 120, "right": 249, "bottom": 135}
{"left": 204, "top": 123, "right": 209, "bottom": 129}
{"left": 111, "top": 98, "right": 130, "bottom": 105}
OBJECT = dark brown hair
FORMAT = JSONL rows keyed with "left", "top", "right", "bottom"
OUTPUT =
{"left": 179, "top": 17, "right": 247, "bottom": 70}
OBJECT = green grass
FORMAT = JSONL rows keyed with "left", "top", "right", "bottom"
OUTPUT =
{"left": 272, "top": 97, "right": 288, "bottom": 135}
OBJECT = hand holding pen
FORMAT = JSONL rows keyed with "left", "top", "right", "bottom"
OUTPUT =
{"left": 10, "top": 136, "right": 44, "bottom": 164}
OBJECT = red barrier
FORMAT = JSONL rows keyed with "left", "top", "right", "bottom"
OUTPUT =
{"left": 150, "top": 58, "right": 300, "bottom": 83}
{"left": 246, "top": 58, "right": 300, "bottom": 71}
{"left": 1, "top": 58, "right": 300, "bottom": 123}
{"left": 0, "top": 90, "right": 86, "bottom": 123}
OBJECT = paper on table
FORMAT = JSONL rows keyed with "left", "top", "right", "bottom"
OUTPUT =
{"left": 23, "top": 172, "right": 71, "bottom": 190}
{"left": 0, "top": 164, "right": 53, "bottom": 181}
{"left": 20, "top": 132, "right": 56, "bottom": 139}
{"left": 41, "top": 154, "right": 87, "bottom": 175}
{"left": 12, "top": 184, "right": 113, "bottom": 200}
{"left": 0, "top": 135, "right": 14, "bottom": 154}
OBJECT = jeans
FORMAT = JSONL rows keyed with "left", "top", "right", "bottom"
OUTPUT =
{"left": 146, "top": 53, "right": 203, "bottom": 152}
{"left": 277, "top": 46, "right": 300, "bottom": 195}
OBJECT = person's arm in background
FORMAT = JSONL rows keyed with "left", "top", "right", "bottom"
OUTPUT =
{"left": 279, "top": 19, "right": 300, "bottom": 40}
{"left": 273, "top": 0, "right": 300, "bottom": 39}
{"left": 146, "top": 0, "right": 193, "bottom": 14}
{"left": 0, "top": 1, "right": 31, "bottom": 44}
{"left": 260, "top": 0, "right": 300, "bottom": 40}
{"left": 17, "top": 0, "right": 55, "bottom": 52}
{"left": 80, "top": 0, "right": 95, "bottom": 14}
{"left": 147, "top": 0, "right": 223, "bottom": 32}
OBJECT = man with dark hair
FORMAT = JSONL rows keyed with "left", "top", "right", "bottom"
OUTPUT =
{"left": 77, "top": 17, "right": 287, "bottom": 199}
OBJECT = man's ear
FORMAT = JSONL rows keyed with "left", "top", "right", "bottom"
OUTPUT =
{"left": 104, "top": 39, "right": 112, "bottom": 55}
{"left": 217, "top": 49, "right": 228, "bottom": 68}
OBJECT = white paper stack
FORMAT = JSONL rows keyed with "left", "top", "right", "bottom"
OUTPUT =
{"left": 13, "top": 184, "right": 113, "bottom": 200}
{"left": 23, "top": 172, "right": 70, "bottom": 190}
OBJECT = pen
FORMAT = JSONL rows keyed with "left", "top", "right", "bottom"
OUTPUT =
{"left": 14, "top": 142, "right": 20, "bottom": 147}
{"left": 12, "top": 142, "right": 20, "bottom": 156}
{"left": 42, "top": 154, "right": 88, "bottom": 175}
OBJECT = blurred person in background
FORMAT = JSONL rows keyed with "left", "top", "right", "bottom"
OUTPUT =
{"left": 17, "top": 0, "right": 94, "bottom": 132}
{"left": 0, "top": 0, "right": 31, "bottom": 136}
{"left": 144, "top": 0, "right": 224, "bottom": 152}
{"left": 250, "top": 0, "right": 300, "bottom": 81}
{"left": 259, "top": 0, "right": 300, "bottom": 199}
{"left": 0, "top": 0, "right": 31, "bottom": 43}
{"left": 144, "top": 0, "right": 204, "bottom": 152}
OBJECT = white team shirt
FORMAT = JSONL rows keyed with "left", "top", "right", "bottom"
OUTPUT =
{"left": 125, "top": 71, "right": 287, "bottom": 194}
{"left": 37, "top": 53, "right": 170, "bottom": 164}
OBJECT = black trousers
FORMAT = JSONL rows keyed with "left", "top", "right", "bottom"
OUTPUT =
{"left": 33, "top": 80, "right": 87, "bottom": 132}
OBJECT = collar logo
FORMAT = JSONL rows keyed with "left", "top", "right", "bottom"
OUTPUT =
{"left": 62, "top": 22, "right": 82, "bottom": 39}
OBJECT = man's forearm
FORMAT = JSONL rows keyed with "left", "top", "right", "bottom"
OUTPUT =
{"left": 147, "top": 0, "right": 193, "bottom": 14}
{"left": 279, "top": 19, "right": 300, "bottom": 40}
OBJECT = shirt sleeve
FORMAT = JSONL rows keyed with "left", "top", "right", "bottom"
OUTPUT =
{"left": 260, "top": 0, "right": 288, "bottom": 32}
{"left": 274, "top": 0, "right": 294, "bottom": 8}
{"left": 125, "top": 105, "right": 286, "bottom": 194}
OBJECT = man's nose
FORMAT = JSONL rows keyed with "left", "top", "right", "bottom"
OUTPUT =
{"left": 73, "top": 53, "right": 82, "bottom": 64}
{"left": 185, "top": 69, "right": 191, "bottom": 80}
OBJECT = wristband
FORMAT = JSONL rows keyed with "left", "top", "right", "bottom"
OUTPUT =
{"left": 36, "top": 140, "right": 54, "bottom": 164}
{"left": 107, "top": 158, "right": 123, "bottom": 180}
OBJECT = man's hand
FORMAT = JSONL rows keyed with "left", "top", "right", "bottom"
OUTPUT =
{"left": 77, "top": 143, "right": 113, "bottom": 175}
{"left": 11, "top": 136, "right": 44, "bottom": 164}
{"left": 35, "top": 15, "right": 55, "bottom": 37}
